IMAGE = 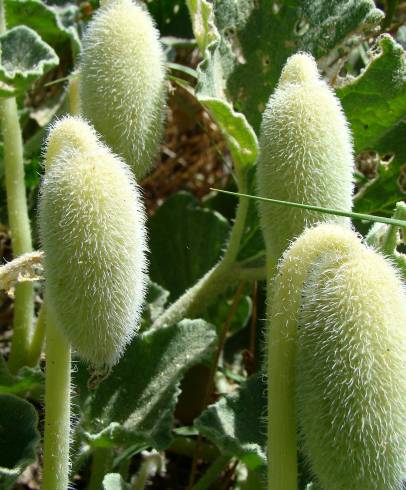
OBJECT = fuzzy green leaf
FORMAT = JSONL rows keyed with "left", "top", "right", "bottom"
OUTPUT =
{"left": 186, "top": 0, "right": 258, "bottom": 171}
{"left": 0, "top": 356, "right": 43, "bottom": 397}
{"left": 5, "top": 0, "right": 81, "bottom": 52}
{"left": 337, "top": 35, "right": 406, "bottom": 215}
{"left": 141, "top": 281, "right": 170, "bottom": 328}
{"left": 188, "top": 0, "right": 383, "bottom": 136}
{"left": 149, "top": 192, "right": 230, "bottom": 301}
{"left": 76, "top": 319, "right": 217, "bottom": 450}
{"left": 0, "top": 26, "right": 59, "bottom": 96}
{"left": 338, "top": 35, "right": 406, "bottom": 153}
{"left": 0, "top": 394, "right": 40, "bottom": 489}
{"left": 195, "top": 374, "right": 266, "bottom": 469}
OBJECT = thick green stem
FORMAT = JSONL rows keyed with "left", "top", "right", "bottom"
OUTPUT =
{"left": 68, "top": 73, "right": 81, "bottom": 116}
{"left": 221, "top": 182, "right": 249, "bottom": 267}
{"left": 8, "top": 282, "right": 34, "bottom": 372}
{"left": 152, "top": 260, "right": 232, "bottom": 328}
{"left": 153, "top": 190, "right": 250, "bottom": 329}
{"left": 266, "top": 225, "right": 361, "bottom": 490}
{"left": 43, "top": 315, "right": 71, "bottom": 490}
{"left": 192, "top": 454, "right": 231, "bottom": 490}
{"left": 87, "top": 448, "right": 113, "bottom": 490}
{"left": 26, "top": 303, "right": 46, "bottom": 367}
{"left": 0, "top": 2, "right": 34, "bottom": 372}
{"left": 1, "top": 94, "right": 34, "bottom": 373}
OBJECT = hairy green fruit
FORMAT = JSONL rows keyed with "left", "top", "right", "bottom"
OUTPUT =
{"left": 257, "top": 53, "right": 354, "bottom": 267}
{"left": 39, "top": 116, "right": 147, "bottom": 367}
{"left": 297, "top": 242, "right": 406, "bottom": 489}
{"left": 79, "top": 0, "right": 166, "bottom": 179}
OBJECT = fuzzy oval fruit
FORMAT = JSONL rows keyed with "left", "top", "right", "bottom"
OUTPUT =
{"left": 45, "top": 116, "right": 99, "bottom": 168}
{"left": 79, "top": 0, "right": 166, "bottom": 179}
{"left": 39, "top": 116, "right": 147, "bottom": 367}
{"left": 297, "top": 246, "right": 406, "bottom": 490}
{"left": 257, "top": 52, "right": 354, "bottom": 267}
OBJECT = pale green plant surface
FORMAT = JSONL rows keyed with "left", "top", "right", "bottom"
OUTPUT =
{"left": 0, "top": 0, "right": 406, "bottom": 489}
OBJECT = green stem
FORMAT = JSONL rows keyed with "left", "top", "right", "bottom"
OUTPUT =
{"left": 221, "top": 180, "right": 249, "bottom": 267}
{"left": 118, "top": 457, "right": 131, "bottom": 481}
{"left": 8, "top": 283, "right": 34, "bottom": 372}
{"left": 0, "top": 2, "right": 34, "bottom": 372}
{"left": 87, "top": 447, "right": 113, "bottom": 490}
{"left": 68, "top": 73, "right": 81, "bottom": 116}
{"left": 153, "top": 189, "right": 250, "bottom": 329}
{"left": 152, "top": 260, "right": 232, "bottom": 328}
{"left": 43, "top": 314, "right": 71, "bottom": 490}
{"left": 26, "top": 302, "right": 46, "bottom": 367}
{"left": 192, "top": 454, "right": 231, "bottom": 490}
{"left": 0, "top": 0, "right": 5, "bottom": 33}
{"left": 131, "top": 451, "right": 162, "bottom": 490}
{"left": 266, "top": 226, "right": 360, "bottom": 490}
{"left": 0, "top": 98, "right": 30, "bottom": 201}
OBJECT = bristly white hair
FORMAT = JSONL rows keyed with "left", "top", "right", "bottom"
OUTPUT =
{"left": 39, "top": 116, "right": 148, "bottom": 368}
{"left": 257, "top": 52, "right": 354, "bottom": 266}
{"left": 79, "top": 0, "right": 167, "bottom": 180}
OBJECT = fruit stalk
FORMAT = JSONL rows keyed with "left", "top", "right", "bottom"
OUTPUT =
{"left": 266, "top": 224, "right": 361, "bottom": 490}
{"left": 0, "top": 0, "right": 34, "bottom": 372}
{"left": 42, "top": 314, "right": 71, "bottom": 490}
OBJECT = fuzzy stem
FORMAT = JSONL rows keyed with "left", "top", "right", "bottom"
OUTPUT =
{"left": 118, "top": 457, "right": 131, "bottom": 481}
{"left": 43, "top": 315, "right": 71, "bottom": 490}
{"left": 131, "top": 451, "right": 162, "bottom": 490}
{"left": 152, "top": 261, "right": 232, "bottom": 328}
{"left": 221, "top": 180, "right": 249, "bottom": 267}
{"left": 0, "top": 1, "right": 34, "bottom": 373}
{"left": 0, "top": 0, "right": 5, "bottom": 32}
{"left": 26, "top": 303, "right": 46, "bottom": 367}
{"left": 192, "top": 454, "right": 231, "bottom": 490}
{"left": 87, "top": 448, "right": 113, "bottom": 490}
{"left": 1, "top": 95, "right": 34, "bottom": 372}
{"left": 153, "top": 188, "right": 250, "bottom": 329}
{"left": 8, "top": 283, "right": 34, "bottom": 372}
{"left": 267, "top": 225, "right": 360, "bottom": 490}
{"left": 68, "top": 73, "right": 81, "bottom": 116}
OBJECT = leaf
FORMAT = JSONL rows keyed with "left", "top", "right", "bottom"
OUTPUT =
{"left": 186, "top": 0, "right": 217, "bottom": 53}
{"left": 202, "top": 97, "right": 259, "bottom": 171}
{"left": 206, "top": 292, "right": 252, "bottom": 336}
{"left": 141, "top": 281, "right": 170, "bottom": 328}
{"left": 337, "top": 35, "right": 406, "bottom": 215}
{"left": 189, "top": 0, "right": 383, "bottom": 135}
{"left": 0, "top": 26, "right": 59, "bottom": 96}
{"left": 75, "top": 319, "right": 217, "bottom": 450}
{"left": 5, "top": 0, "right": 81, "bottom": 53}
{"left": 0, "top": 394, "right": 40, "bottom": 489}
{"left": 195, "top": 374, "right": 266, "bottom": 470}
{"left": 147, "top": 0, "right": 193, "bottom": 38}
{"left": 102, "top": 473, "right": 130, "bottom": 490}
{"left": 0, "top": 356, "right": 43, "bottom": 397}
{"left": 338, "top": 35, "right": 406, "bottom": 152}
{"left": 148, "top": 192, "right": 230, "bottom": 301}
{"left": 186, "top": 0, "right": 258, "bottom": 172}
